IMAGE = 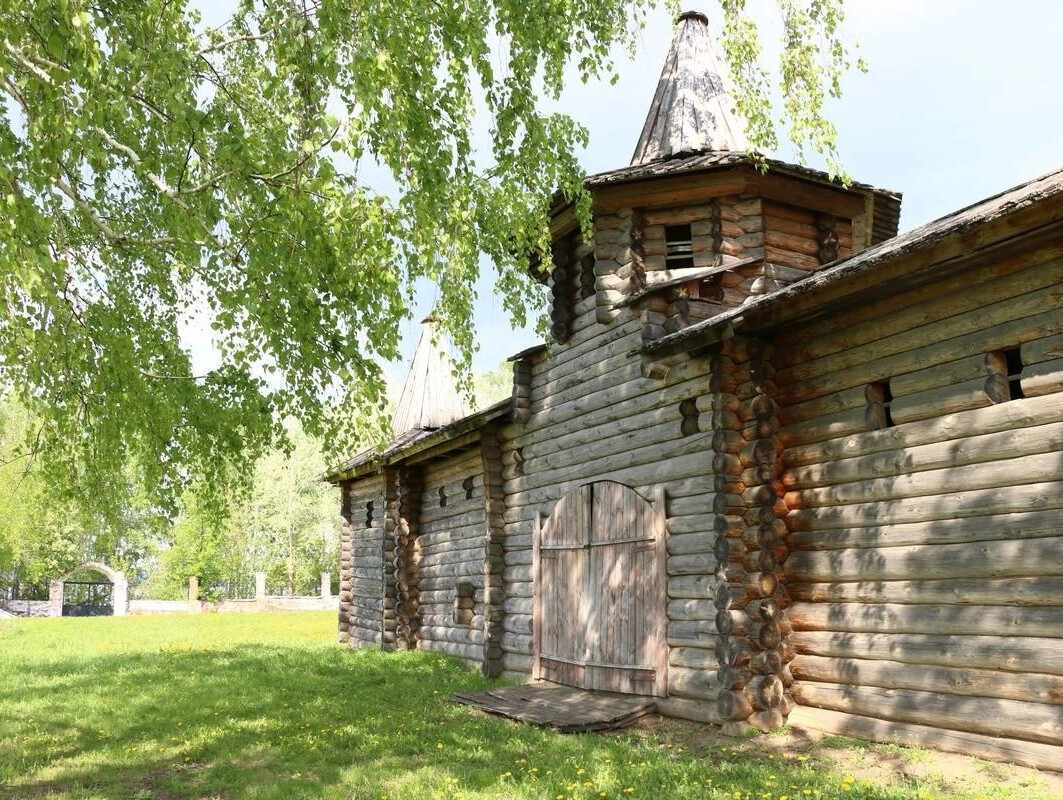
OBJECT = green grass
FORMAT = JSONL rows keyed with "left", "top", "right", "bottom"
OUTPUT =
{"left": 0, "top": 613, "right": 1055, "bottom": 800}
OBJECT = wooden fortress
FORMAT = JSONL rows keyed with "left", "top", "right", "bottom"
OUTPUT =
{"left": 328, "top": 11, "right": 1063, "bottom": 770}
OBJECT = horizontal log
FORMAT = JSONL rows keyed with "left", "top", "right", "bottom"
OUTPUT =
{"left": 669, "top": 646, "right": 717, "bottom": 669}
{"left": 657, "top": 696, "right": 722, "bottom": 723}
{"left": 789, "top": 508, "right": 1063, "bottom": 551}
{"left": 506, "top": 429, "right": 711, "bottom": 495}
{"left": 788, "top": 575, "right": 1063, "bottom": 606}
{"left": 668, "top": 574, "right": 716, "bottom": 599}
{"left": 668, "top": 532, "right": 714, "bottom": 556}
{"left": 784, "top": 418, "right": 1063, "bottom": 492}
{"left": 505, "top": 452, "right": 712, "bottom": 510}
{"left": 668, "top": 620, "right": 717, "bottom": 647}
{"left": 791, "top": 654, "right": 1063, "bottom": 706}
{"left": 668, "top": 667, "right": 721, "bottom": 700}
{"left": 785, "top": 480, "right": 1063, "bottom": 532}
{"left": 783, "top": 390, "right": 1063, "bottom": 469}
{"left": 668, "top": 598, "right": 716, "bottom": 621}
{"left": 786, "top": 448, "right": 1063, "bottom": 510}
{"left": 418, "top": 639, "right": 483, "bottom": 662}
{"left": 788, "top": 601, "right": 1063, "bottom": 637}
{"left": 785, "top": 535, "right": 1063, "bottom": 582}
{"left": 418, "top": 503, "right": 486, "bottom": 529}
{"left": 793, "top": 630, "right": 1063, "bottom": 675}
{"left": 889, "top": 376, "right": 1001, "bottom": 426}
{"left": 786, "top": 705, "right": 1063, "bottom": 772}
{"left": 667, "top": 553, "right": 717, "bottom": 576}
{"left": 417, "top": 625, "right": 483, "bottom": 645}
{"left": 1022, "top": 357, "right": 1063, "bottom": 398}
{"left": 778, "top": 404, "right": 880, "bottom": 448}
{"left": 792, "top": 681, "right": 1063, "bottom": 746}
{"left": 1021, "top": 330, "right": 1063, "bottom": 366}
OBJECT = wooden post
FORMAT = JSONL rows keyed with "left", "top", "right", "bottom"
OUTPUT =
{"left": 188, "top": 576, "right": 199, "bottom": 605}
{"left": 532, "top": 510, "right": 542, "bottom": 681}
{"left": 255, "top": 571, "right": 267, "bottom": 602}
{"left": 320, "top": 572, "right": 331, "bottom": 599}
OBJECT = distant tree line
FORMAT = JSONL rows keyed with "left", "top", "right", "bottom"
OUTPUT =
{"left": 0, "top": 365, "right": 512, "bottom": 599}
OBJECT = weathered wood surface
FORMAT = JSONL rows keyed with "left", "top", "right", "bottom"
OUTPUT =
{"left": 415, "top": 449, "right": 486, "bottom": 661}
{"left": 770, "top": 250, "right": 1063, "bottom": 762}
{"left": 535, "top": 482, "right": 668, "bottom": 697}
{"left": 793, "top": 681, "right": 1063, "bottom": 746}
{"left": 791, "top": 654, "right": 1063, "bottom": 705}
{"left": 788, "top": 706, "right": 1063, "bottom": 772}
{"left": 454, "top": 684, "right": 656, "bottom": 732}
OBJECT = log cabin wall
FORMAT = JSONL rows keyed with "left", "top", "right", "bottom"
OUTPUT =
{"left": 709, "top": 335, "right": 795, "bottom": 732}
{"left": 339, "top": 476, "right": 388, "bottom": 647}
{"left": 414, "top": 448, "right": 488, "bottom": 668}
{"left": 499, "top": 203, "right": 723, "bottom": 720}
{"left": 771, "top": 244, "right": 1063, "bottom": 770}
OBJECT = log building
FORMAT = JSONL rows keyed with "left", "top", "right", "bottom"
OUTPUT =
{"left": 328, "top": 11, "right": 1063, "bottom": 771}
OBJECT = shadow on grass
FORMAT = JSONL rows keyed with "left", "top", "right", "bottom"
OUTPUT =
{"left": 0, "top": 622, "right": 961, "bottom": 800}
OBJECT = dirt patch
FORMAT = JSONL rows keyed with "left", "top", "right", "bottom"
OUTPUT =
{"left": 621, "top": 716, "right": 1063, "bottom": 799}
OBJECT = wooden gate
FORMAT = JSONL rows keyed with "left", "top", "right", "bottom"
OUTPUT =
{"left": 533, "top": 481, "right": 668, "bottom": 696}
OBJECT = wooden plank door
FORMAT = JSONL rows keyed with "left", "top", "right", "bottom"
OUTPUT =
{"left": 534, "top": 482, "right": 667, "bottom": 696}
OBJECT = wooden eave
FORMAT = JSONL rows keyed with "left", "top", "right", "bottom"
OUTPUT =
{"left": 643, "top": 167, "right": 1063, "bottom": 358}
{"left": 326, "top": 399, "right": 513, "bottom": 484}
{"left": 617, "top": 256, "right": 761, "bottom": 308}
{"left": 546, "top": 156, "right": 898, "bottom": 246}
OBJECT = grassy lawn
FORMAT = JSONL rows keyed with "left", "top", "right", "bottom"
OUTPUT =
{"left": 0, "top": 612, "right": 1058, "bottom": 800}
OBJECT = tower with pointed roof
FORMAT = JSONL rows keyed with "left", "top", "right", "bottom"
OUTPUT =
{"left": 391, "top": 317, "right": 471, "bottom": 438}
{"left": 631, "top": 10, "right": 747, "bottom": 164}
{"left": 539, "top": 9, "right": 900, "bottom": 355}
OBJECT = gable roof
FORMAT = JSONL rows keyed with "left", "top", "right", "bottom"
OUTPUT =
{"left": 630, "top": 10, "right": 748, "bottom": 165}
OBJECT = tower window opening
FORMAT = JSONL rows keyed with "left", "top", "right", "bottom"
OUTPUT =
{"left": 665, "top": 224, "right": 695, "bottom": 269}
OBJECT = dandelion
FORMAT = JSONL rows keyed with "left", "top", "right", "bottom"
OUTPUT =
{"left": 624, "top": 789, "right": 635, "bottom": 794}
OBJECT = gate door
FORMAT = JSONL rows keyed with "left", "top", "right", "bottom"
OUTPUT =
{"left": 533, "top": 481, "right": 667, "bottom": 696}
{"left": 62, "top": 581, "right": 114, "bottom": 616}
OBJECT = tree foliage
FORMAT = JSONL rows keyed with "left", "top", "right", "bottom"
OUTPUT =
{"left": 148, "top": 419, "right": 337, "bottom": 599}
{"left": 1, "top": 0, "right": 862, "bottom": 519}
{"left": 0, "top": 395, "right": 161, "bottom": 589}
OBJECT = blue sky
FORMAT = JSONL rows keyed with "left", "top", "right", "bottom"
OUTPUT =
{"left": 193, "top": 1, "right": 1063, "bottom": 385}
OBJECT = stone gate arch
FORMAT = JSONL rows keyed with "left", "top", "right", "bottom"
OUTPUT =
{"left": 48, "top": 561, "right": 128, "bottom": 617}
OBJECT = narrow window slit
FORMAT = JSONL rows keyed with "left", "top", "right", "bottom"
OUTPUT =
{"left": 1005, "top": 347, "right": 1025, "bottom": 400}
{"left": 454, "top": 582, "right": 475, "bottom": 626}
{"left": 869, "top": 379, "right": 895, "bottom": 429}
{"left": 665, "top": 224, "right": 695, "bottom": 269}
{"left": 438, "top": 487, "right": 447, "bottom": 508}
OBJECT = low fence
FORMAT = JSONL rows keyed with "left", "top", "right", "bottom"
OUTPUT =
{"left": 2, "top": 572, "right": 338, "bottom": 618}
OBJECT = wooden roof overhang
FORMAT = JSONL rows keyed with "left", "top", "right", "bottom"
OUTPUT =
{"left": 541, "top": 153, "right": 901, "bottom": 270}
{"left": 642, "top": 167, "right": 1063, "bottom": 359}
{"left": 326, "top": 398, "right": 513, "bottom": 484}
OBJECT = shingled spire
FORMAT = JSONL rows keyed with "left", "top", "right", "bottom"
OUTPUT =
{"left": 392, "top": 317, "right": 471, "bottom": 436}
{"left": 631, "top": 10, "right": 748, "bottom": 165}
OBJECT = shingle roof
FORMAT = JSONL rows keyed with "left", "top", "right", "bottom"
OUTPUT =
{"left": 392, "top": 317, "right": 471, "bottom": 437}
{"left": 630, "top": 11, "right": 748, "bottom": 165}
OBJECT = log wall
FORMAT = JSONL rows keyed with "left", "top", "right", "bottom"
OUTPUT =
{"left": 415, "top": 448, "right": 488, "bottom": 667}
{"left": 773, "top": 247, "right": 1063, "bottom": 770}
{"left": 340, "top": 476, "right": 389, "bottom": 647}
{"left": 499, "top": 261, "right": 719, "bottom": 720}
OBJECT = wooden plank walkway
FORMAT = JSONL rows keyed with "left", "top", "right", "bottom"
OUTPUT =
{"left": 453, "top": 683, "right": 657, "bottom": 732}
